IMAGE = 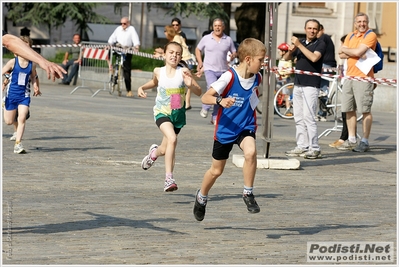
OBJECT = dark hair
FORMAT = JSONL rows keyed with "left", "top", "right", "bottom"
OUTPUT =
{"left": 304, "top": 19, "right": 321, "bottom": 29}
{"left": 171, "top": 18, "right": 181, "bottom": 25}
{"left": 319, "top": 24, "right": 324, "bottom": 31}
{"left": 340, "top": 34, "right": 347, "bottom": 43}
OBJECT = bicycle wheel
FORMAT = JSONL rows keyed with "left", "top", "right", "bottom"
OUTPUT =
{"left": 330, "top": 91, "right": 363, "bottom": 122}
{"left": 274, "top": 83, "right": 294, "bottom": 119}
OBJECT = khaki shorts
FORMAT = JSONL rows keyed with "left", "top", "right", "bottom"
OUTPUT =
{"left": 341, "top": 79, "right": 374, "bottom": 113}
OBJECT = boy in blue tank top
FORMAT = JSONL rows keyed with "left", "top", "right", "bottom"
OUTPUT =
{"left": 2, "top": 36, "right": 41, "bottom": 154}
{"left": 193, "top": 38, "right": 266, "bottom": 221}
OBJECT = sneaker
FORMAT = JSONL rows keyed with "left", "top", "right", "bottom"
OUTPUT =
{"left": 304, "top": 150, "right": 322, "bottom": 159}
{"left": 14, "top": 142, "right": 26, "bottom": 154}
{"left": 352, "top": 141, "right": 370, "bottom": 152}
{"left": 285, "top": 147, "right": 307, "bottom": 157}
{"left": 126, "top": 91, "right": 134, "bottom": 97}
{"left": 10, "top": 132, "right": 17, "bottom": 141}
{"left": 164, "top": 177, "right": 178, "bottom": 192}
{"left": 210, "top": 115, "right": 217, "bottom": 125}
{"left": 318, "top": 116, "right": 327, "bottom": 122}
{"left": 200, "top": 108, "right": 208, "bottom": 118}
{"left": 193, "top": 190, "right": 206, "bottom": 221}
{"left": 141, "top": 144, "right": 158, "bottom": 170}
{"left": 243, "top": 194, "right": 260, "bottom": 213}
{"left": 336, "top": 140, "right": 357, "bottom": 151}
{"left": 329, "top": 139, "right": 344, "bottom": 148}
{"left": 284, "top": 108, "right": 293, "bottom": 116}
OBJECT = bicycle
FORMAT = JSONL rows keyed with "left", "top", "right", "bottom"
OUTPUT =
{"left": 255, "top": 82, "right": 294, "bottom": 119}
{"left": 259, "top": 77, "right": 363, "bottom": 122}
{"left": 109, "top": 50, "right": 125, "bottom": 97}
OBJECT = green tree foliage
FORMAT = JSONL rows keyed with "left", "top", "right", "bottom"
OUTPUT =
{"left": 4, "top": 3, "right": 110, "bottom": 40}
{"left": 150, "top": 3, "right": 230, "bottom": 31}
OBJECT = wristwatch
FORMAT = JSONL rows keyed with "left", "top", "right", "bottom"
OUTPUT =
{"left": 216, "top": 96, "right": 223, "bottom": 106}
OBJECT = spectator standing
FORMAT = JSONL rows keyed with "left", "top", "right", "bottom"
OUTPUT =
{"left": 195, "top": 18, "right": 237, "bottom": 125}
{"left": 138, "top": 41, "right": 202, "bottom": 192}
{"left": 338, "top": 12, "right": 377, "bottom": 152}
{"left": 330, "top": 34, "right": 350, "bottom": 148}
{"left": 316, "top": 24, "right": 337, "bottom": 121}
{"left": 171, "top": 18, "right": 187, "bottom": 42}
{"left": 59, "top": 33, "right": 81, "bottom": 85}
{"left": 2, "top": 36, "right": 41, "bottom": 154}
{"left": 2, "top": 31, "right": 66, "bottom": 81}
{"left": 193, "top": 38, "right": 266, "bottom": 221}
{"left": 284, "top": 19, "right": 326, "bottom": 159}
{"left": 108, "top": 17, "right": 140, "bottom": 97}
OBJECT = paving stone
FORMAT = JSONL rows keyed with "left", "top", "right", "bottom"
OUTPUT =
{"left": 2, "top": 81, "right": 396, "bottom": 265}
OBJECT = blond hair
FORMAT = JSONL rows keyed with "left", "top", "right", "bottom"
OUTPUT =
{"left": 164, "top": 25, "right": 177, "bottom": 40}
{"left": 237, "top": 38, "right": 266, "bottom": 63}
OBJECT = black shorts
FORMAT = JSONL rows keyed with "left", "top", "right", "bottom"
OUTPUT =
{"left": 212, "top": 130, "right": 256, "bottom": 160}
{"left": 155, "top": 116, "right": 182, "bottom": 135}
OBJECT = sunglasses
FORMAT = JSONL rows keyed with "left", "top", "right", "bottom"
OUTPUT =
{"left": 172, "top": 24, "right": 179, "bottom": 26}
{"left": 121, "top": 22, "right": 127, "bottom": 25}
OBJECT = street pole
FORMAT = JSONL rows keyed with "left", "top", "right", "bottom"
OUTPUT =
{"left": 261, "top": 3, "right": 279, "bottom": 158}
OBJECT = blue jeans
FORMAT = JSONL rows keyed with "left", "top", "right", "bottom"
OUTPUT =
{"left": 61, "top": 59, "right": 79, "bottom": 83}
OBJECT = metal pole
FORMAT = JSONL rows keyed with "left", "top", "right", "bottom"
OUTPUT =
{"left": 129, "top": 3, "right": 133, "bottom": 22}
{"left": 261, "top": 3, "right": 279, "bottom": 158}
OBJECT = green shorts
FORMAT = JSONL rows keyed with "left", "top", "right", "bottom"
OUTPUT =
{"left": 155, "top": 109, "right": 186, "bottom": 129}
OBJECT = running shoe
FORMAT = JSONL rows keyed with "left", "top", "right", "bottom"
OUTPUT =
{"left": 193, "top": 189, "right": 206, "bottom": 221}
{"left": 14, "top": 142, "right": 26, "bottom": 154}
{"left": 10, "top": 132, "right": 17, "bottom": 141}
{"left": 164, "top": 176, "right": 178, "bottom": 192}
{"left": 141, "top": 144, "right": 158, "bottom": 170}
{"left": 243, "top": 193, "right": 260, "bottom": 213}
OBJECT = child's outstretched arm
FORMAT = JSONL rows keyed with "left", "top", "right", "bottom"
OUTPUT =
{"left": 137, "top": 67, "right": 160, "bottom": 98}
{"left": 2, "top": 59, "right": 15, "bottom": 76}
{"left": 182, "top": 68, "right": 201, "bottom": 96}
{"left": 2, "top": 59, "right": 15, "bottom": 91}
{"left": 31, "top": 63, "right": 41, "bottom": 97}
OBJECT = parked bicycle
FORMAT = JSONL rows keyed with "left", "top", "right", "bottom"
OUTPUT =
{"left": 257, "top": 76, "right": 363, "bottom": 122}
{"left": 109, "top": 50, "right": 125, "bottom": 97}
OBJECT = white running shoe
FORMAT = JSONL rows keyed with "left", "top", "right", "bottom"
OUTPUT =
{"left": 14, "top": 142, "right": 26, "bottom": 154}
{"left": 141, "top": 144, "right": 158, "bottom": 170}
{"left": 164, "top": 177, "right": 178, "bottom": 192}
{"left": 10, "top": 132, "right": 17, "bottom": 141}
{"left": 200, "top": 109, "right": 208, "bottom": 118}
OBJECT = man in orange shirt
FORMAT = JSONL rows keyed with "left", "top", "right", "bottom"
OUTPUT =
{"left": 338, "top": 12, "right": 377, "bottom": 152}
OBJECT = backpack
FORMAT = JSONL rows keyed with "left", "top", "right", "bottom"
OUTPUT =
{"left": 350, "top": 29, "right": 384, "bottom": 73}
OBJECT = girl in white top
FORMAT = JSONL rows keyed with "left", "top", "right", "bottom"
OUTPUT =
{"left": 138, "top": 41, "right": 202, "bottom": 192}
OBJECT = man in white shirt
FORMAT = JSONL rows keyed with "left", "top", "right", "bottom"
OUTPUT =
{"left": 108, "top": 17, "right": 140, "bottom": 97}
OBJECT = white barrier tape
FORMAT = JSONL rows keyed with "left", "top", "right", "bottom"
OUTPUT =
{"left": 272, "top": 67, "right": 397, "bottom": 87}
{"left": 32, "top": 44, "right": 81, "bottom": 48}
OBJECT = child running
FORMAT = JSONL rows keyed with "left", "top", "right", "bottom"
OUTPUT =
{"left": 137, "top": 41, "right": 202, "bottom": 192}
{"left": 2, "top": 36, "right": 41, "bottom": 154}
{"left": 193, "top": 38, "right": 266, "bottom": 221}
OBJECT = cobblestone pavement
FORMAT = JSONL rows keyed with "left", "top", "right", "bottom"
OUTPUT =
{"left": 2, "top": 82, "right": 397, "bottom": 266}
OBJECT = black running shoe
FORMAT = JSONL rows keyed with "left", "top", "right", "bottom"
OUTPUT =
{"left": 193, "top": 190, "right": 206, "bottom": 221}
{"left": 243, "top": 194, "right": 260, "bottom": 213}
